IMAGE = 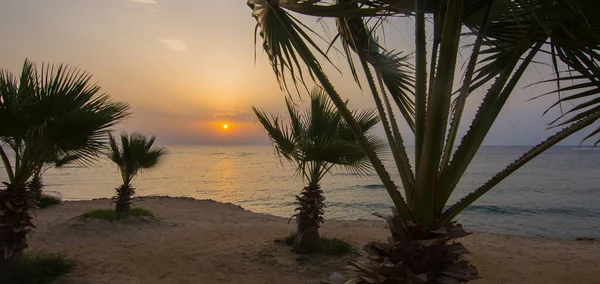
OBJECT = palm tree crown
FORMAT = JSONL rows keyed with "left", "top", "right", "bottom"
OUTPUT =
{"left": 253, "top": 88, "right": 382, "bottom": 185}
{"left": 108, "top": 133, "right": 167, "bottom": 185}
{"left": 0, "top": 60, "right": 131, "bottom": 185}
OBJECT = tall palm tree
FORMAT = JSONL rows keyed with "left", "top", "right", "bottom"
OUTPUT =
{"left": 108, "top": 133, "right": 167, "bottom": 212}
{"left": 0, "top": 59, "right": 130, "bottom": 274}
{"left": 253, "top": 88, "right": 383, "bottom": 253}
{"left": 247, "top": 0, "right": 599, "bottom": 282}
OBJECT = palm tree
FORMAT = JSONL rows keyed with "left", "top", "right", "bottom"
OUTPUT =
{"left": 27, "top": 152, "right": 80, "bottom": 202}
{"left": 0, "top": 59, "right": 129, "bottom": 274}
{"left": 108, "top": 133, "right": 166, "bottom": 212}
{"left": 247, "top": 0, "right": 599, "bottom": 282}
{"left": 253, "top": 88, "right": 382, "bottom": 253}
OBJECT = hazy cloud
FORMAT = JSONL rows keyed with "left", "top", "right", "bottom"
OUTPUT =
{"left": 158, "top": 39, "right": 187, "bottom": 51}
{"left": 130, "top": 0, "right": 157, "bottom": 4}
{"left": 213, "top": 111, "right": 256, "bottom": 122}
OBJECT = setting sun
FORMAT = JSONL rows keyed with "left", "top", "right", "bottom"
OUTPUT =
{"left": 223, "top": 124, "right": 229, "bottom": 130}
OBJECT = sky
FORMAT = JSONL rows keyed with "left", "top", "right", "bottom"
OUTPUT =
{"left": 0, "top": 0, "right": 597, "bottom": 146}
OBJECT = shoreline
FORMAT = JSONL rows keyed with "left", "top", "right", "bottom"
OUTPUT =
{"left": 30, "top": 196, "right": 600, "bottom": 284}
{"left": 63, "top": 195, "right": 597, "bottom": 242}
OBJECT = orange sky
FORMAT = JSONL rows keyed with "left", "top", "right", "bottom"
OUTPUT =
{"left": 0, "top": 0, "right": 596, "bottom": 145}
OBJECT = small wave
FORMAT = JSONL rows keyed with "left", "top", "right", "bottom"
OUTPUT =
{"left": 237, "top": 152, "right": 256, "bottom": 157}
{"left": 462, "top": 205, "right": 600, "bottom": 218}
{"left": 44, "top": 191, "right": 63, "bottom": 199}
{"left": 362, "top": 184, "right": 385, "bottom": 189}
{"left": 571, "top": 147, "right": 599, "bottom": 151}
{"left": 326, "top": 201, "right": 391, "bottom": 210}
{"left": 334, "top": 172, "right": 375, "bottom": 177}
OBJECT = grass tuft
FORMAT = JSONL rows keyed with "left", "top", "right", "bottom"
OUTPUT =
{"left": 38, "top": 195, "right": 61, "bottom": 209}
{"left": 321, "top": 237, "right": 355, "bottom": 256}
{"left": 3, "top": 252, "right": 75, "bottom": 284}
{"left": 279, "top": 233, "right": 355, "bottom": 256}
{"left": 81, "top": 208, "right": 154, "bottom": 221}
{"left": 282, "top": 232, "right": 296, "bottom": 245}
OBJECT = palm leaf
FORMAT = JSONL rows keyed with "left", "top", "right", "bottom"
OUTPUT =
{"left": 108, "top": 132, "right": 167, "bottom": 184}
{"left": 440, "top": 109, "right": 600, "bottom": 224}
{"left": 1, "top": 59, "right": 130, "bottom": 185}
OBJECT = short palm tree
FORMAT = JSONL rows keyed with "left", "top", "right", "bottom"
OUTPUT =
{"left": 0, "top": 59, "right": 129, "bottom": 274}
{"left": 247, "top": 0, "right": 599, "bottom": 282}
{"left": 27, "top": 153, "right": 80, "bottom": 202}
{"left": 108, "top": 133, "right": 166, "bottom": 212}
{"left": 253, "top": 88, "right": 382, "bottom": 253}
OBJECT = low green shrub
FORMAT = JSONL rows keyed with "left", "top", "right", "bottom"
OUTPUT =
{"left": 3, "top": 252, "right": 75, "bottom": 284}
{"left": 321, "top": 237, "right": 355, "bottom": 256}
{"left": 81, "top": 208, "right": 153, "bottom": 221}
{"left": 38, "top": 195, "right": 61, "bottom": 209}
{"left": 282, "top": 232, "right": 296, "bottom": 246}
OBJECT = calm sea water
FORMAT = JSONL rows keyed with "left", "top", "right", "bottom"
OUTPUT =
{"left": 2, "top": 145, "right": 599, "bottom": 239}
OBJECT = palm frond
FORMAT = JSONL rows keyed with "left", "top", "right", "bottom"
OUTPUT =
{"left": 279, "top": 0, "right": 398, "bottom": 18}
{"left": 1, "top": 59, "right": 130, "bottom": 185}
{"left": 536, "top": 69, "right": 600, "bottom": 145}
{"left": 252, "top": 106, "right": 297, "bottom": 162}
{"left": 249, "top": 0, "right": 335, "bottom": 94}
{"left": 440, "top": 110, "right": 600, "bottom": 224}
{"left": 108, "top": 132, "right": 167, "bottom": 184}
{"left": 334, "top": 10, "right": 418, "bottom": 202}
{"left": 255, "top": 86, "right": 382, "bottom": 181}
{"left": 52, "top": 153, "right": 81, "bottom": 167}
{"left": 335, "top": 10, "right": 416, "bottom": 130}
{"left": 413, "top": 0, "right": 466, "bottom": 224}
{"left": 440, "top": 2, "right": 493, "bottom": 176}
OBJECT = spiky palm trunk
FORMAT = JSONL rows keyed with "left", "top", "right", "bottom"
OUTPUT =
{"left": 26, "top": 175, "right": 43, "bottom": 201}
{"left": 292, "top": 184, "right": 325, "bottom": 253}
{"left": 113, "top": 183, "right": 135, "bottom": 213}
{"left": 0, "top": 183, "right": 34, "bottom": 277}
{"left": 348, "top": 211, "right": 478, "bottom": 283}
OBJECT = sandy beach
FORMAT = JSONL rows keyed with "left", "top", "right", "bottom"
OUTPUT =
{"left": 29, "top": 197, "right": 599, "bottom": 284}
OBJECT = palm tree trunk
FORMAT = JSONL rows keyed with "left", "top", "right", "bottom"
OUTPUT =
{"left": 348, "top": 211, "right": 478, "bottom": 283}
{"left": 26, "top": 175, "right": 43, "bottom": 201}
{"left": 114, "top": 183, "right": 135, "bottom": 213}
{"left": 292, "top": 183, "right": 324, "bottom": 253}
{"left": 0, "top": 183, "right": 33, "bottom": 277}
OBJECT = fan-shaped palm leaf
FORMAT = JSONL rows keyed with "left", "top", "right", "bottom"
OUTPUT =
{"left": 108, "top": 133, "right": 167, "bottom": 184}
{"left": 255, "top": 87, "right": 382, "bottom": 182}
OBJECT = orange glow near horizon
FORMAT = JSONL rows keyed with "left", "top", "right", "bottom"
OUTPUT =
{"left": 223, "top": 124, "right": 229, "bottom": 130}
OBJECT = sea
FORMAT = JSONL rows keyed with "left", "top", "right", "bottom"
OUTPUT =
{"left": 2, "top": 145, "right": 599, "bottom": 239}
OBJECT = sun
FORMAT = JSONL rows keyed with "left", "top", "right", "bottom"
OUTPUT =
{"left": 223, "top": 124, "right": 229, "bottom": 130}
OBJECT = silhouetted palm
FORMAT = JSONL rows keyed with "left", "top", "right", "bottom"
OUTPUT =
{"left": 253, "top": 88, "right": 383, "bottom": 253}
{"left": 0, "top": 59, "right": 129, "bottom": 274}
{"left": 248, "top": 0, "right": 600, "bottom": 282}
{"left": 108, "top": 133, "right": 166, "bottom": 212}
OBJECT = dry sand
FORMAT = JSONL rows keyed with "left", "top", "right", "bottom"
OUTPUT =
{"left": 28, "top": 197, "right": 599, "bottom": 284}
